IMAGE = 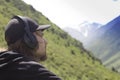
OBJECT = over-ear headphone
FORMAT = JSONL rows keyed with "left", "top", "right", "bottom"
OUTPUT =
{"left": 12, "top": 15, "right": 38, "bottom": 49}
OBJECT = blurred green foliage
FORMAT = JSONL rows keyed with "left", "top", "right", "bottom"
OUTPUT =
{"left": 0, "top": 0, "right": 120, "bottom": 80}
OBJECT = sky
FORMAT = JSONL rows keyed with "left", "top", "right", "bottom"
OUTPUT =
{"left": 22, "top": 0, "right": 120, "bottom": 28}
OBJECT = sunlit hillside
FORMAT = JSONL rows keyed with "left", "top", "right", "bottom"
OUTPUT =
{"left": 0, "top": 0, "right": 120, "bottom": 80}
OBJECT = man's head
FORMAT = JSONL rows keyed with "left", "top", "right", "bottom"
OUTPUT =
{"left": 5, "top": 15, "right": 50, "bottom": 61}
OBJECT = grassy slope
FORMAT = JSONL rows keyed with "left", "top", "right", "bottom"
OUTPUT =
{"left": 0, "top": 0, "right": 120, "bottom": 80}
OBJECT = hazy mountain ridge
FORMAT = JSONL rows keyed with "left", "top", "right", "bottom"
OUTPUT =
{"left": 64, "top": 27, "right": 85, "bottom": 42}
{"left": 0, "top": 0, "right": 120, "bottom": 79}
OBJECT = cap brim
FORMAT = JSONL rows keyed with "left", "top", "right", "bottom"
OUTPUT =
{"left": 36, "top": 24, "right": 50, "bottom": 31}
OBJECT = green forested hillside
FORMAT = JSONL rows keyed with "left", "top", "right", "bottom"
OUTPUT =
{"left": 0, "top": 0, "right": 120, "bottom": 80}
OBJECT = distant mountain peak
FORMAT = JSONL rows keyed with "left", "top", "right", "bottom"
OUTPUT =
{"left": 63, "top": 21, "right": 102, "bottom": 43}
{"left": 77, "top": 21, "right": 102, "bottom": 37}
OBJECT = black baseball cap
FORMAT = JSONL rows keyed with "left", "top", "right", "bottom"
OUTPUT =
{"left": 5, "top": 15, "right": 50, "bottom": 45}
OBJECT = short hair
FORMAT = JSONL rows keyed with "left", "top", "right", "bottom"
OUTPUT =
{"left": 7, "top": 37, "right": 38, "bottom": 60}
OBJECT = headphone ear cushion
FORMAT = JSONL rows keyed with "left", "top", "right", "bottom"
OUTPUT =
{"left": 23, "top": 33, "right": 38, "bottom": 49}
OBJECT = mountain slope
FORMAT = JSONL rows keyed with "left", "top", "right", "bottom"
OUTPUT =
{"left": 86, "top": 16, "right": 120, "bottom": 72}
{"left": 0, "top": 0, "right": 120, "bottom": 80}
{"left": 63, "top": 27, "right": 85, "bottom": 42}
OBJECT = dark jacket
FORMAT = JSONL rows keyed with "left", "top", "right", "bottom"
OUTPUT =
{"left": 0, "top": 51, "right": 61, "bottom": 80}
